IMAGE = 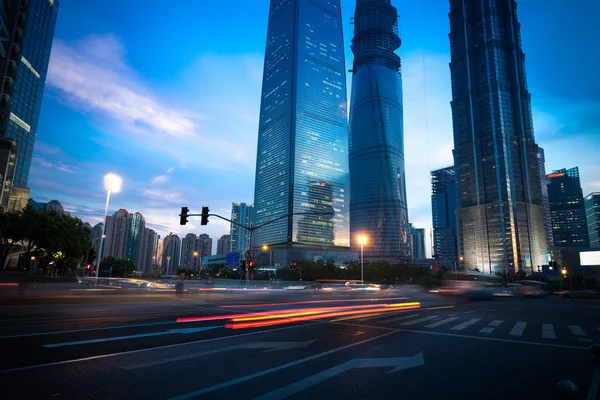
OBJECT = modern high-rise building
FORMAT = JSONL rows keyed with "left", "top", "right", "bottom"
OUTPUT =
{"left": 135, "top": 227, "right": 158, "bottom": 274}
{"left": 538, "top": 148, "right": 553, "bottom": 248}
{"left": 126, "top": 212, "right": 144, "bottom": 261}
{"left": 6, "top": 0, "right": 58, "bottom": 189}
{"left": 348, "top": 0, "right": 410, "bottom": 260}
{"left": 104, "top": 209, "right": 129, "bottom": 260}
{"left": 217, "top": 234, "right": 230, "bottom": 255}
{"left": 585, "top": 193, "right": 600, "bottom": 249}
{"left": 252, "top": 0, "right": 350, "bottom": 263}
{"left": 229, "top": 202, "right": 254, "bottom": 253}
{"left": 91, "top": 222, "right": 103, "bottom": 250}
{"left": 547, "top": 168, "right": 589, "bottom": 248}
{"left": 449, "top": 0, "right": 549, "bottom": 273}
{"left": 161, "top": 234, "right": 181, "bottom": 274}
{"left": 103, "top": 209, "right": 148, "bottom": 268}
{"left": 431, "top": 166, "right": 458, "bottom": 261}
{"left": 181, "top": 233, "right": 197, "bottom": 269}
{"left": 197, "top": 233, "right": 212, "bottom": 260}
{"left": 410, "top": 225, "right": 426, "bottom": 259}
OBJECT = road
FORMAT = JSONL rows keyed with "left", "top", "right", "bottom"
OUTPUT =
{"left": 0, "top": 287, "right": 599, "bottom": 399}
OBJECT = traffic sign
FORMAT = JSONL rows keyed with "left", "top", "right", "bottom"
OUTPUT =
{"left": 197, "top": 266, "right": 201, "bottom": 271}
{"left": 226, "top": 251, "right": 240, "bottom": 267}
{"left": 245, "top": 249, "right": 255, "bottom": 261}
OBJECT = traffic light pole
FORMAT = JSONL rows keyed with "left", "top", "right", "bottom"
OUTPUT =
{"left": 179, "top": 208, "right": 334, "bottom": 280}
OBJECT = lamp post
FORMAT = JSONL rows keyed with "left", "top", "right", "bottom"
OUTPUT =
{"left": 455, "top": 255, "right": 463, "bottom": 279}
{"left": 357, "top": 236, "right": 368, "bottom": 283}
{"left": 167, "top": 256, "right": 171, "bottom": 274}
{"left": 262, "top": 245, "right": 272, "bottom": 269}
{"left": 30, "top": 256, "right": 36, "bottom": 274}
{"left": 96, "top": 173, "right": 122, "bottom": 280}
{"left": 193, "top": 251, "right": 198, "bottom": 277}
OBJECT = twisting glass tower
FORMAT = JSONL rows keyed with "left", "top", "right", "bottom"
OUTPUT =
{"left": 348, "top": 0, "right": 411, "bottom": 260}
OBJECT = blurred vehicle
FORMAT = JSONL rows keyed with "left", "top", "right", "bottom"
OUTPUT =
{"left": 515, "top": 280, "right": 550, "bottom": 298}
{"left": 443, "top": 271, "right": 503, "bottom": 300}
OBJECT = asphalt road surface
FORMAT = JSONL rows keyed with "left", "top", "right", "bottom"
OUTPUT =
{"left": 1, "top": 288, "right": 599, "bottom": 399}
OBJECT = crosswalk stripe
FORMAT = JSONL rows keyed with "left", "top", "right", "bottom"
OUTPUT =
{"left": 542, "top": 324, "right": 556, "bottom": 339}
{"left": 424, "top": 317, "right": 460, "bottom": 328}
{"left": 450, "top": 318, "right": 481, "bottom": 331}
{"left": 479, "top": 320, "right": 503, "bottom": 334}
{"left": 509, "top": 322, "right": 527, "bottom": 336}
{"left": 379, "top": 313, "right": 420, "bottom": 324}
{"left": 569, "top": 326, "right": 586, "bottom": 336}
{"left": 399, "top": 316, "right": 438, "bottom": 326}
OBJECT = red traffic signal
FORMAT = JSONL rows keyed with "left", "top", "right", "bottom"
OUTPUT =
{"left": 248, "top": 260, "right": 255, "bottom": 268}
{"left": 86, "top": 263, "right": 92, "bottom": 269}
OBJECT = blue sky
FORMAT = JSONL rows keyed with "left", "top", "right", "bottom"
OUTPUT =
{"left": 31, "top": 0, "right": 600, "bottom": 255}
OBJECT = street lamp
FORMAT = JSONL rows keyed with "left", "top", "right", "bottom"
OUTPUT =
{"left": 262, "top": 245, "right": 272, "bottom": 269}
{"left": 167, "top": 256, "right": 171, "bottom": 274}
{"left": 455, "top": 255, "right": 463, "bottom": 279}
{"left": 96, "top": 173, "right": 122, "bottom": 280}
{"left": 357, "top": 235, "right": 368, "bottom": 283}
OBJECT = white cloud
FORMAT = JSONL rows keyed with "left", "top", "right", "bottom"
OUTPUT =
{"left": 35, "top": 142, "right": 61, "bottom": 155}
{"left": 47, "top": 36, "right": 262, "bottom": 172}
{"left": 167, "top": 167, "right": 175, "bottom": 173}
{"left": 151, "top": 175, "right": 168, "bottom": 184}
{"left": 32, "top": 157, "right": 78, "bottom": 173}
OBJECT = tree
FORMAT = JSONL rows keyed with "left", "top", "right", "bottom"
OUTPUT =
{"left": 19, "top": 206, "right": 49, "bottom": 266}
{"left": 44, "top": 213, "right": 91, "bottom": 274}
{"left": 100, "top": 257, "right": 135, "bottom": 277}
{"left": 0, "top": 212, "right": 23, "bottom": 273}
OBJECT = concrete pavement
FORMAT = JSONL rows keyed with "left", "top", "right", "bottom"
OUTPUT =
{"left": 0, "top": 290, "right": 598, "bottom": 399}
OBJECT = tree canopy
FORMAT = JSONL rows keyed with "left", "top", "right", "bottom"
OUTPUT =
{"left": 99, "top": 256, "right": 136, "bottom": 277}
{"left": 0, "top": 206, "right": 91, "bottom": 274}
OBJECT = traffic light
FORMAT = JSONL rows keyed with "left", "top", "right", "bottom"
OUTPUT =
{"left": 201, "top": 206, "right": 210, "bottom": 225}
{"left": 180, "top": 207, "right": 189, "bottom": 225}
{"left": 86, "top": 263, "right": 92, "bottom": 270}
{"left": 248, "top": 260, "right": 255, "bottom": 269}
{"left": 290, "top": 262, "right": 297, "bottom": 269}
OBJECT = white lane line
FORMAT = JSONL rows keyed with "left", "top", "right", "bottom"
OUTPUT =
{"left": 463, "top": 311, "right": 475, "bottom": 314}
{"left": 379, "top": 313, "right": 420, "bottom": 324}
{"left": 542, "top": 324, "right": 556, "bottom": 339}
{"left": 509, "top": 322, "right": 527, "bottom": 337}
{"left": 167, "top": 330, "right": 398, "bottom": 400}
{"left": 479, "top": 320, "right": 502, "bottom": 334}
{"left": 424, "top": 317, "right": 460, "bottom": 328}
{"left": 569, "top": 326, "right": 587, "bottom": 337}
{"left": 399, "top": 316, "right": 438, "bottom": 326}
{"left": 450, "top": 318, "right": 481, "bottom": 331}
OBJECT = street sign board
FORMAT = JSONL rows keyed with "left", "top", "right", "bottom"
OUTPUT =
{"left": 245, "top": 249, "right": 255, "bottom": 261}
{"left": 226, "top": 251, "right": 240, "bottom": 267}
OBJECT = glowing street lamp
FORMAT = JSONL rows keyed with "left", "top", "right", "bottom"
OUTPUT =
{"left": 96, "top": 173, "right": 122, "bottom": 280}
{"left": 263, "top": 245, "right": 272, "bottom": 269}
{"left": 357, "top": 236, "right": 368, "bottom": 283}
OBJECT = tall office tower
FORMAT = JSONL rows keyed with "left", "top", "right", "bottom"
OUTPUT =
{"left": 217, "top": 234, "right": 230, "bottom": 255}
{"left": 229, "top": 202, "right": 254, "bottom": 253}
{"left": 538, "top": 148, "right": 553, "bottom": 248}
{"left": 547, "top": 168, "right": 589, "bottom": 248}
{"left": 411, "top": 226, "right": 426, "bottom": 259}
{"left": 161, "top": 234, "right": 181, "bottom": 274}
{"left": 431, "top": 166, "right": 458, "bottom": 261}
{"left": 252, "top": 0, "right": 351, "bottom": 263}
{"left": 449, "top": 0, "right": 549, "bottom": 273}
{"left": 181, "top": 233, "right": 197, "bottom": 269}
{"left": 91, "top": 222, "right": 103, "bottom": 249}
{"left": 104, "top": 209, "right": 129, "bottom": 260}
{"left": 585, "top": 193, "right": 600, "bottom": 249}
{"left": 0, "top": 0, "right": 29, "bottom": 211}
{"left": 348, "top": 0, "right": 410, "bottom": 260}
{"left": 138, "top": 228, "right": 158, "bottom": 274}
{"left": 6, "top": 0, "right": 58, "bottom": 189}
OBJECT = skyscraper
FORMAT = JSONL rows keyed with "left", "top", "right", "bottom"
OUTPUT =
{"left": 161, "top": 234, "right": 181, "bottom": 274}
{"left": 104, "top": 209, "right": 129, "bottom": 259}
{"left": 217, "top": 234, "right": 230, "bottom": 255}
{"left": 431, "top": 166, "right": 458, "bottom": 261}
{"left": 6, "top": 0, "right": 58, "bottom": 189}
{"left": 181, "top": 233, "right": 197, "bottom": 269}
{"left": 585, "top": 193, "right": 600, "bottom": 249}
{"left": 411, "top": 226, "right": 426, "bottom": 259}
{"left": 197, "top": 233, "right": 212, "bottom": 260}
{"left": 348, "top": 0, "right": 410, "bottom": 260}
{"left": 229, "top": 202, "right": 254, "bottom": 253}
{"left": 449, "top": 0, "right": 549, "bottom": 273}
{"left": 547, "top": 167, "right": 589, "bottom": 248}
{"left": 252, "top": 0, "right": 350, "bottom": 261}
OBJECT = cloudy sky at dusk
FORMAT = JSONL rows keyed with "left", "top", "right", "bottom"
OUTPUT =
{"left": 30, "top": 0, "right": 600, "bottom": 255}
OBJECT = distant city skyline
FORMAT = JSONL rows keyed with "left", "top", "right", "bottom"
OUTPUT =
{"left": 27, "top": 0, "right": 600, "bottom": 257}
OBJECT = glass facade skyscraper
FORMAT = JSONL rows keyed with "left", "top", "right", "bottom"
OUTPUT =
{"left": 431, "top": 166, "right": 458, "bottom": 261}
{"left": 253, "top": 0, "right": 350, "bottom": 255}
{"left": 6, "top": 0, "right": 58, "bottom": 187}
{"left": 229, "top": 202, "right": 254, "bottom": 253}
{"left": 348, "top": 0, "right": 410, "bottom": 260}
{"left": 547, "top": 167, "right": 589, "bottom": 248}
{"left": 585, "top": 193, "right": 600, "bottom": 250}
{"left": 449, "top": 0, "right": 549, "bottom": 273}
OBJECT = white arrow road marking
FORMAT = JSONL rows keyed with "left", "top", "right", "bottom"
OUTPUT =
{"left": 254, "top": 353, "right": 425, "bottom": 400}
{"left": 123, "top": 340, "right": 317, "bottom": 370}
{"left": 42, "top": 326, "right": 221, "bottom": 348}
